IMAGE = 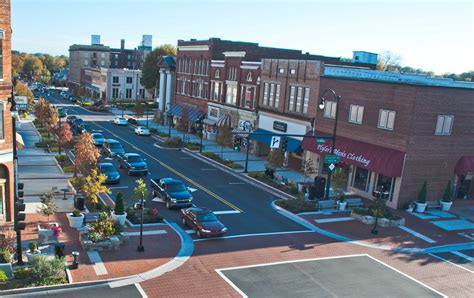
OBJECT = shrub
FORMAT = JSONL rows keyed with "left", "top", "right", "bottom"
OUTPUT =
{"left": 114, "top": 192, "right": 125, "bottom": 215}
{"left": 228, "top": 162, "right": 243, "bottom": 169}
{"left": 0, "top": 248, "right": 12, "bottom": 263}
{"left": 0, "top": 270, "right": 8, "bottom": 282}
{"left": 442, "top": 180, "right": 452, "bottom": 203}
{"left": 417, "top": 181, "right": 427, "bottom": 203}
{"left": 158, "top": 132, "right": 169, "bottom": 138}
{"left": 29, "top": 241, "right": 38, "bottom": 252}
{"left": 63, "top": 165, "right": 74, "bottom": 173}
{"left": 161, "top": 138, "right": 183, "bottom": 148}
{"left": 248, "top": 171, "right": 266, "bottom": 180}
{"left": 126, "top": 207, "right": 163, "bottom": 224}
{"left": 69, "top": 177, "right": 85, "bottom": 190}
{"left": 88, "top": 212, "right": 116, "bottom": 242}
{"left": 72, "top": 209, "right": 82, "bottom": 217}
{"left": 55, "top": 154, "right": 67, "bottom": 163}
{"left": 31, "top": 255, "right": 66, "bottom": 285}
{"left": 185, "top": 143, "right": 201, "bottom": 151}
{"left": 201, "top": 152, "right": 218, "bottom": 159}
{"left": 14, "top": 267, "right": 32, "bottom": 280}
{"left": 149, "top": 128, "right": 158, "bottom": 134}
{"left": 274, "top": 198, "right": 318, "bottom": 214}
{"left": 127, "top": 118, "right": 137, "bottom": 125}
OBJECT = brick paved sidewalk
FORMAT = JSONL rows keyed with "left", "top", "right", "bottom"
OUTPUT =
{"left": 22, "top": 212, "right": 181, "bottom": 284}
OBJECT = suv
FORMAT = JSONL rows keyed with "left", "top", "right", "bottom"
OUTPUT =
{"left": 150, "top": 178, "right": 193, "bottom": 209}
{"left": 117, "top": 153, "right": 148, "bottom": 175}
{"left": 102, "top": 139, "right": 125, "bottom": 158}
{"left": 91, "top": 133, "right": 105, "bottom": 147}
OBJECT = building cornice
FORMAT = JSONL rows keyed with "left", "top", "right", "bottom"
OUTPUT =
{"left": 178, "top": 45, "right": 210, "bottom": 51}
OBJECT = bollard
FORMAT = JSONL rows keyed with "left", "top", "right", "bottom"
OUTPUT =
{"left": 72, "top": 251, "right": 80, "bottom": 269}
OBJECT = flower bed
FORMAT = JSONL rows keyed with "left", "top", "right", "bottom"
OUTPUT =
{"left": 55, "top": 154, "right": 74, "bottom": 173}
{"left": 126, "top": 207, "right": 163, "bottom": 225}
{"left": 79, "top": 212, "right": 128, "bottom": 251}
{"left": 201, "top": 152, "right": 244, "bottom": 169}
{"left": 160, "top": 137, "right": 184, "bottom": 148}
{"left": 248, "top": 172, "right": 299, "bottom": 196}
{"left": 274, "top": 198, "right": 318, "bottom": 214}
{"left": 350, "top": 208, "right": 405, "bottom": 227}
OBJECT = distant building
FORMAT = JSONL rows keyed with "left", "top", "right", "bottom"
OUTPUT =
{"left": 106, "top": 68, "right": 150, "bottom": 101}
{"left": 157, "top": 55, "right": 176, "bottom": 115}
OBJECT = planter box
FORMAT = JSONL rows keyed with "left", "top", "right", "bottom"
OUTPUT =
{"left": 351, "top": 212, "right": 375, "bottom": 225}
{"left": 111, "top": 212, "right": 127, "bottom": 226}
{"left": 37, "top": 222, "right": 59, "bottom": 244}
{"left": 415, "top": 202, "right": 427, "bottom": 213}
{"left": 80, "top": 233, "right": 128, "bottom": 251}
{"left": 337, "top": 201, "right": 347, "bottom": 211}
{"left": 351, "top": 211, "right": 405, "bottom": 227}
{"left": 67, "top": 213, "right": 84, "bottom": 229}
{"left": 440, "top": 201, "right": 453, "bottom": 211}
{"left": 25, "top": 250, "right": 42, "bottom": 264}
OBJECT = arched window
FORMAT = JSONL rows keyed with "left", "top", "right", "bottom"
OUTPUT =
{"left": 246, "top": 72, "right": 253, "bottom": 82}
{"left": 215, "top": 69, "right": 220, "bottom": 78}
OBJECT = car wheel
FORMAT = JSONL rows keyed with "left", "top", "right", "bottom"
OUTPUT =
{"left": 166, "top": 201, "right": 171, "bottom": 209}
{"left": 197, "top": 230, "right": 202, "bottom": 238}
{"left": 181, "top": 217, "right": 187, "bottom": 226}
{"left": 119, "top": 164, "right": 122, "bottom": 169}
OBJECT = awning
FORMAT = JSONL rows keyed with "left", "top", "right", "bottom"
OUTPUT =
{"left": 203, "top": 119, "right": 217, "bottom": 126}
{"left": 250, "top": 128, "right": 301, "bottom": 152}
{"left": 217, "top": 114, "right": 231, "bottom": 127}
{"left": 168, "top": 105, "right": 205, "bottom": 123}
{"left": 302, "top": 131, "right": 405, "bottom": 177}
{"left": 455, "top": 156, "right": 474, "bottom": 175}
{"left": 16, "top": 133, "right": 25, "bottom": 150}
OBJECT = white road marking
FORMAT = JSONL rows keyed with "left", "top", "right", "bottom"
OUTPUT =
{"left": 188, "top": 187, "right": 198, "bottom": 193}
{"left": 152, "top": 197, "right": 165, "bottom": 203}
{"left": 452, "top": 251, "right": 474, "bottom": 262}
{"left": 228, "top": 182, "right": 245, "bottom": 185}
{"left": 214, "top": 210, "right": 242, "bottom": 215}
{"left": 87, "top": 251, "right": 108, "bottom": 276}
{"left": 215, "top": 270, "right": 248, "bottom": 298}
{"left": 429, "top": 253, "right": 474, "bottom": 274}
{"left": 194, "top": 230, "right": 312, "bottom": 242}
{"left": 398, "top": 226, "right": 437, "bottom": 243}
{"left": 135, "top": 283, "right": 148, "bottom": 298}
{"left": 314, "top": 217, "right": 354, "bottom": 223}
{"left": 109, "top": 186, "right": 129, "bottom": 190}
{"left": 122, "top": 230, "right": 167, "bottom": 236}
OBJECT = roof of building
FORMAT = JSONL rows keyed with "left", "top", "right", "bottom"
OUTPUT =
{"left": 158, "top": 55, "right": 176, "bottom": 70}
{"left": 324, "top": 66, "right": 474, "bottom": 89}
{"left": 69, "top": 44, "right": 110, "bottom": 52}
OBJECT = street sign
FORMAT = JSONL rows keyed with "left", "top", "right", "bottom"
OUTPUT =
{"left": 316, "top": 139, "right": 326, "bottom": 143}
{"left": 324, "top": 155, "right": 340, "bottom": 164}
{"left": 270, "top": 136, "right": 281, "bottom": 149}
{"left": 328, "top": 163, "right": 336, "bottom": 171}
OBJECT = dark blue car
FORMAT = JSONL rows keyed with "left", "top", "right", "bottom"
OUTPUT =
{"left": 99, "top": 162, "right": 120, "bottom": 184}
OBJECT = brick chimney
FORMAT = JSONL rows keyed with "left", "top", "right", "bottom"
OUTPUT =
{"left": 121, "top": 39, "right": 125, "bottom": 50}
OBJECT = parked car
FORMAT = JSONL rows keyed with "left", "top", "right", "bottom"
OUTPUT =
{"left": 134, "top": 126, "right": 150, "bottom": 136}
{"left": 78, "top": 124, "right": 95, "bottom": 135}
{"left": 181, "top": 207, "right": 227, "bottom": 238}
{"left": 99, "top": 162, "right": 120, "bottom": 184}
{"left": 102, "top": 139, "right": 125, "bottom": 158}
{"left": 117, "top": 153, "right": 148, "bottom": 175}
{"left": 66, "top": 115, "right": 77, "bottom": 124}
{"left": 91, "top": 133, "right": 106, "bottom": 147}
{"left": 57, "top": 107, "right": 67, "bottom": 118}
{"left": 150, "top": 178, "right": 193, "bottom": 209}
{"left": 113, "top": 117, "right": 128, "bottom": 126}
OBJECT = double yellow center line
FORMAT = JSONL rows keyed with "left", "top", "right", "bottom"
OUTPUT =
{"left": 93, "top": 121, "right": 243, "bottom": 213}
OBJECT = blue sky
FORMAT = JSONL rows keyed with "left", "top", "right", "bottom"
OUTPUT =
{"left": 11, "top": 0, "right": 473, "bottom": 74}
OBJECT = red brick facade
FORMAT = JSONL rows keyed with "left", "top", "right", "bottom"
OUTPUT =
{"left": 0, "top": 0, "right": 15, "bottom": 222}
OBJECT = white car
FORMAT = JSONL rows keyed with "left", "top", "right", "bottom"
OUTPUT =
{"left": 135, "top": 126, "right": 150, "bottom": 136}
{"left": 113, "top": 117, "right": 128, "bottom": 126}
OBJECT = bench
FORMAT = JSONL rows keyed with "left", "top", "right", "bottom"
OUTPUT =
{"left": 346, "top": 198, "right": 364, "bottom": 208}
{"left": 84, "top": 213, "right": 101, "bottom": 224}
{"left": 318, "top": 200, "right": 336, "bottom": 210}
{"left": 426, "top": 200, "right": 441, "bottom": 210}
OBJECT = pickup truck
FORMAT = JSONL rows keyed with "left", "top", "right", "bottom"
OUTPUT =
{"left": 116, "top": 153, "right": 148, "bottom": 175}
{"left": 150, "top": 178, "right": 193, "bottom": 209}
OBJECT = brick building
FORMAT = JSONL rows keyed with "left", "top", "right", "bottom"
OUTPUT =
{"left": 299, "top": 66, "right": 474, "bottom": 209}
{"left": 0, "top": 0, "right": 15, "bottom": 222}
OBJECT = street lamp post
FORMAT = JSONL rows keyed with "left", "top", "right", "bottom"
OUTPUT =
{"left": 167, "top": 111, "right": 172, "bottom": 138}
{"left": 145, "top": 103, "right": 149, "bottom": 128}
{"left": 119, "top": 90, "right": 124, "bottom": 117}
{"left": 318, "top": 89, "right": 342, "bottom": 200}
{"left": 137, "top": 197, "right": 145, "bottom": 252}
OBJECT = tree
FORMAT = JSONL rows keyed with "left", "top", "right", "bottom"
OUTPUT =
{"left": 37, "top": 191, "right": 57, "bottom": 223}
{"left": 302, "top": 158, "right": 316, "bottom": 183}
{"left": 331, "top": 167, "right": 348, "bottom": 200}
{"left": 133, "top": 178, "right": 149, "bottom": 203}
{"left": 442, "top": 180, "right": 452, "bottom": 203}
{"left": 266, "top": 149, "right": 285, "bottom": 170}
{"left": 376, "top": 51, "right": 402, "bottom": 71}
{"left": 74, "top": 133, "right": 100, "bottom": 177}
{"left": 44, "top": 107, "right": 59, "bottom": 138}
{"left": 215, "top": 126, "right": 233, "bottom": 159}
{"left": 134, "top": 101, "right": 144, "bottom": 118}
{"left": 417, "top": 181, "right": 427, "bottom": 203}
{"left": 34, "top": 97, "right": 49, "bottom": 127}
{"left": 142, "top": 44, "right": 177, "bottom": 94}
{"left": 57, "top": 122, "right": 73, "bottom": 154}
{"left": 82, "top": 169, "right": 110, "bottom": 212}
{"left": 15, "top": 81, "right": 34, "bottom": 108}
{"left": 22, "top": 55, "right": 45, "bottom": 80}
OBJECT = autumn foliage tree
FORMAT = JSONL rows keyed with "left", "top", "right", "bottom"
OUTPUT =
{"left": 33, "top": 98, "right": 48, "bottom": 127}
{"left": 44, "top": 107, "right": 59, "bottom": 138}
{"left": 74, "top": 133, "right": 100, "bottom": 177}
{"left": 57, "top": 122, "right": 73, "bottom": 154}
{"left": 81, "top": 169, "right": 110, "bottom": 211}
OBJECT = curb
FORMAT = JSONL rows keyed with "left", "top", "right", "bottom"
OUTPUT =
{"left": 181, "top": 149, "right": 295, "bottom": 201}
{"left": 153, "top": 142, "right": 182, "bottom": 151}
{"left": 1, "top": 279, "right": 110, "bottom": 296}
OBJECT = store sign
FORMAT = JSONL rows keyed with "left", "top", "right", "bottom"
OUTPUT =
{"left": 273, "top": 121, "right": 287, "bottom": 132}
{"left": 316, "top": 144, "right": 371, "bottom": 167}
{"left": 15, "top": 96, "right": 28, "bottom": 111}
{"left": 238, "top": 120, "right": 253, "bottom": 132}
{"left": 208, "top": 106, "right": 220, "bottom": 120}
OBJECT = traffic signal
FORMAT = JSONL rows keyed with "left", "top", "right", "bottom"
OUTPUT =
{"left": 15, "top": 198, "right": 26, "bottom": 231}
{"left": 233, "top": 137, "right": 240, "bottom": 151}
{"left": 18, "top": 182, "right": 24, "bottom": 199}
{"left": 281, "top": 137, "right": 288, "bottom": 152}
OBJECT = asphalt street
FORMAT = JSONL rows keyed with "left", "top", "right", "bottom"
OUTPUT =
{"left": 7, "top": 283, "right": 144, "bottom": 298}
{"left": 40, "top": 91, "right": 306, "bottom": 237}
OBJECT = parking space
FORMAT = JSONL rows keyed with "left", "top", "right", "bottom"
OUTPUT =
{"left": 218, "top": 255, "right": 444, "bottom": 298}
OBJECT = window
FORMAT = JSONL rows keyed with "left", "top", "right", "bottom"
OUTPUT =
{"left": 113, "top": 76, "right": 119, "bottom": 84}
{"left": 0, "top": 104, "right": 4, "bottom": 140}
{"left": 0, "top": 38, "right": 3, "bottom": 79}
{"left": 303, "top": 88, "right": 310, "bottom": 114}
{"left": 126, "top": 88, "right": 132, "bottom": 99}
{"left": 215, "top": 69, "right": 220, "bottom": 78}
{"left": 194, "top": 60, "right": 197, "bottom": 74}
{"left": 198, "top": 82, "right": 203, "bottom": 98}
{"left": 435, "top": 115, "right": 454, "bottom": 135}
{"left": 101, "top": 53, "right": 105, "bottom": 58}
{"left": 274, "top": 85, "right": 280, "bottom": 108}
{"left": 244, "top": 87, "right": 253, "bottom": 109}
{"left": 126, "top": 77, "right": 132, "bottom": 84}
{"left": 288, "top": 86, "right": 295, "bottom": 112}
{"left": 263, "top": 83, "right": 269, "bottom": 106}
{"left": 352, "top": 167, "right": 370, "bottom": 192}
{"left": 269, "top": 84, "right": 275, "bottom": 107}
{"left": 101, "top": 60, "right": 105, "bottom": 66}
{"left": 278, "top": 68, "right": 284, "bottom": 74}
{"left": 295, "top": 87, "right": 303, "bottom": 112}
{"left": 378, "top": 109, "right": 396, "bottom": 130}
{"left": 212, "top": 81, "right": 221, "bottom": 101}
{"left": 324, "top": 101, "right": 337, "bottom": 119}
{"left": 290, "top": 69, "right": 296, "bottom": 74}
{"left": 228, "top": 67, "right": 237, "bottom": 81}
{"left": 349, "top": 105, "right": 364, "bottom": 124}
{"left": 374, "top": 174, "right": 395, "bottom": 201}
{"left": 226, "top": 84, "right": 237, "bottom": 105}
{"left": 112, "top": 88, "right": 119, "bottom": 98}
{"left": 84, "top": 59, "right": 89, "bottom": 66}
{"left": 181, "top": 79, "right": 186, "bottom": 94}
{"left": 115, "top": 54, "right": 119, "bottom": 59}
{"left": 246, "top": 72, "right": 253, "bottom": 82}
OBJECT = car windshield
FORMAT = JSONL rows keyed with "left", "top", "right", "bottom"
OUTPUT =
{"left": 109, "top": 143, "right": 122, "bottom": 149}
{"left": 197, "top": 212, "right": 218, "bottom": 222}
{"left": 166, "top": 183, "right": 186, "bottom": 192}
{"left": 139, "top": 127, "right": 148, "bottom": 131}
{"left": 118, "top": 118, "right": 126, "bottom": 121}
{"left": 128, "top": 156, "right": 143, "bottom": 163}
{"left": 92, "top": 134, "right": 103, "bottom": 139}
{"left": 101, "top": 165, "right": 115, "bottom": 173}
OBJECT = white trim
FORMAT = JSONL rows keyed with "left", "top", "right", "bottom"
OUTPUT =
{"left": 87, "top": 251, "right": 108, "bottom": 276}
{"left": 365, "top": 255, "right": 447, "bottom": 297}
{"left": 242, "top": 61, "right": 261, "bottom": 65}
{"left": 213, "top": 210, "right": 241, "bottom": 215}
{"left": 0, "top": 152, "right": 13, "bottom": 163}
{"left": 211, "top": 64, "right": 225, "bottom": 68}
{"left": 211, "top": 60, "right": 225, "bottom": 63}
{"left": 223, "top": 51, "right": 246, "bottom": 58}
{"left": 215, "top": 270, "right": 248, "bottom": 298}
{"left": 398, "top": 226, "right": 436, "bottom": 243}
{"left": 135, "top": 283, "right": 148, "bottom": 298}
{"left": 240, "top": 65, "right": 259, "bottom": 70}
{"left": 178, "top": 45, "right": 210, "bottom": 51}
{"left": 258, "top": 110, "right": 311, "bottom": 127}
{"left": 314, "top": 217, "right": 354, "bottom": 223}
{"left": 121, "top": 230, "right": 168, "bottom": 236}
{"left": 429, "top": 253, "right": 474, "bottom": 274}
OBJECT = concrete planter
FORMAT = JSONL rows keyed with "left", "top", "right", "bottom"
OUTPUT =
{"left": 25, "top": 250, "right": 41, "bottom": 264}
{"left": 350, "top": 212, "right": 375, "bottom": 225}
{"left": 67, "top": 213, "right": 84, "bottom": 229}
{"left": 351, "top": 211, "right": 405, "bottom": 227}
{"left": 440, "top": 201, "right": 453, "bottom": 211}
{"left": 37, "top": 223, "right": 59, "bottom": 244}
{"left": 415, "top": 202, "right": 427, "bottom": 213}
{"left": 337, "top": 201, "right": 347, "bottom": 211}
{"left": 111, "top": 212, "right": 127, "bottom": 226}
{"left": 80, "top": 233, "right": 129, "bottom": 251}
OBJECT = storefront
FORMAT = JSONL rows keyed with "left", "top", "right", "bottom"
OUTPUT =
{"left": 454, "top": 156, "right": 474, "bottom": 200}
{"left": 168, "top": 104, "right": 206, "bottom": 132}
{"left": 302, "top": 131, "right": 406, "bottom": 208}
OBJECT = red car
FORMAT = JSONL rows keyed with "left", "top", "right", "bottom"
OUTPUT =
{"left": 181, "top": 207, "right": 227, "bottom": 238}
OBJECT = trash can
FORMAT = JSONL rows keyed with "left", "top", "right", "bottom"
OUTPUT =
{"left": 74, "top": 195, "right": 85, "bottom": 211}
{"left": 55, "top": 242, "right": 65, "bottom": 258}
